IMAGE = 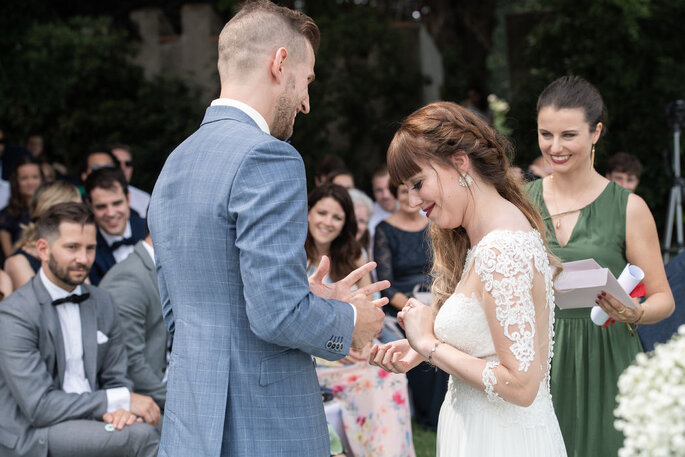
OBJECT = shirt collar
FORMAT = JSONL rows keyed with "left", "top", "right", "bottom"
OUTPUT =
{"left": 142, "top": 240, "right": 155, "bottom": 266}
{"left": 39, "top": 267, "right": 82, "bottom": 301}
{"left": 100, "top": 221, "right": 132, "bottom": 247}
{"left": 210, "top": 98, "right": 270, "bottom": 135}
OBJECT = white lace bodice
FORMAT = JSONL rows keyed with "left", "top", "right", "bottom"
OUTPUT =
{"left": 434, "top": 230, "right": 556, "bottom": 404}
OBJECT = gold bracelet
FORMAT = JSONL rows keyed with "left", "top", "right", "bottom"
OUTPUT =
{"left": 633, "top": 303, "right": 645, "bottom": 324}
{"left": 626, "top": 304, "right": 646, "bottom": 337}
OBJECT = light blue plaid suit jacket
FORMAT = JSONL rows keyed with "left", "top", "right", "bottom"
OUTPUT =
{"left": 148, "top": 106, "right": 355, "bottom": 457}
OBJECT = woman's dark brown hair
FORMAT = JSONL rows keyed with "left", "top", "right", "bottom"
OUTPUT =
{"left": 7, "top": 156, "right": 43, "bottom": 219}
{"left": 536, "top": 75, "right": 606, "bottom": 137}
{"left": 305, "top": 183, "right": 362, "bottom": 281}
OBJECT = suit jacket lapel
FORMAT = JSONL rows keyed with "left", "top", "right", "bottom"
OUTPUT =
{"left": 80, "top": 295, "right": 98, "bottom": 390}
{"left": 32, "top": 276, "right": 67, "bottom": 387}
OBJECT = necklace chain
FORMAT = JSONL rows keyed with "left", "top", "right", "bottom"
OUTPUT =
{"left": 549, "top": 174, "right": 593, "bottom": 230}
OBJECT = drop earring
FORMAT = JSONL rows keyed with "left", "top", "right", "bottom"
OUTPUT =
{"left": 459, "top": 174, "right": 473, "bottom": 187}
{"left": 590, "top": 144, "right": 596, "bottom": 169}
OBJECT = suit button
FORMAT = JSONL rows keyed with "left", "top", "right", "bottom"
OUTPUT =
{"left": 326, "top": 342, "right": 332, "bottom": 349}
{"left": 39, "top": 438, "right": 45, "bottom": 445}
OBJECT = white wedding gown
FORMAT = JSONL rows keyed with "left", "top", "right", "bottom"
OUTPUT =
{"left": 433, "top": 230, "right": 567, "bottom": 456}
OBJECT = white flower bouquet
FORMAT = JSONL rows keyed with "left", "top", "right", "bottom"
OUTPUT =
{"left": 615, "top": 325, "right": 685, "bottom": 456}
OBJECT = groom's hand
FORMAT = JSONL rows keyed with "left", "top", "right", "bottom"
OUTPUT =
{"left": 309, "top": 256, "right": 390, "bottom": 301}
{"left": 349, "top": 292, "right": 387, "bottom": 349}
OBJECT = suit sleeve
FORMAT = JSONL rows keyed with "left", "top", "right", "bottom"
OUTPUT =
{"left": 229, "top": 139, "right": 354, "bottom": 359}
{"left": 0, "top": 300, "right": 108, "bottom": 426}
{"left": 100, "top": 269, "right": 167, "bottom": 407}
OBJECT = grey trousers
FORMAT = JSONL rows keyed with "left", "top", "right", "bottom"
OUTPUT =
{"left": 47, "top": 420, "right": 159, "bottom": 457}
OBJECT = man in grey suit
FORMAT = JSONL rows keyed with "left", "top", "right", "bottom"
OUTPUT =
{"left": 0, "top": 202, "right": 160, "bottom": 457}
{"left": 100, "top": 234, "right": 169, "bottom": 409}
{"left": 148, "top": 1, "right": 388, "bottom": 456}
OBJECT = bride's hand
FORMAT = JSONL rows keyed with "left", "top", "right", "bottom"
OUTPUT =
{"left": 398, "top": 298, "right": 436, "bottom": 354}
{"left": 369, "top": 339, "right": 424, "bottom": 373}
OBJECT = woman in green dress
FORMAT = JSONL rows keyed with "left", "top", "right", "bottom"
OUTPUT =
{"left": 527, "top": 75, "right": 675, "bottom": 457}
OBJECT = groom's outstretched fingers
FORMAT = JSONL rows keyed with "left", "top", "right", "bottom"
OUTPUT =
{"left": 341, "top": 261, "right": 376, "bottom": 287}
{"left": 373, "top": 297, "right": 389, "bottom": 307}
{"left": 350, "top": 292, "right": 386, "bottom": 349}
{"left": 308, "top": 255, "right": 332, "bottom": 298}
{"left": 308, "top": 255, "right": 330, "bottom": 284}
{"left": 350, "top": 279, "right": 391, "bottom": 301}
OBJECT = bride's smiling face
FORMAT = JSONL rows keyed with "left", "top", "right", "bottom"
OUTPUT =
{"left": 405, "top": 160, "right": 469, "bottom": 230}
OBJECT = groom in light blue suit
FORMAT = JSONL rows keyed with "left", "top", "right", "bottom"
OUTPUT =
{"left": 148, "top": 2, "right": 388, "bottom": 456}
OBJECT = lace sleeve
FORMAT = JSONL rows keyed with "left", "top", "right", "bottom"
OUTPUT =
{"left": 473, "top": 235, "right": 537, "bottom": 401}
{"left": 373, "top": 223, "right": 399, "bottom": 300}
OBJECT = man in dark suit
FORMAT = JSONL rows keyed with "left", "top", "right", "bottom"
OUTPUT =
{"left": 85, "top": 167, "right": 146, "bottom": 285}
{"left": 0, "top": 202, "right": 160, "bottom": 457}
{"left": 100, "top": 232, "right": 169, "bottom": 409}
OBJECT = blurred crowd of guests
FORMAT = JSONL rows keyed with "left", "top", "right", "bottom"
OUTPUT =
{"left": 0, "top": 132, "right": 162, "bottom": 456}
{"left": 0, "top": 77, "right": 681, "bottom": 457}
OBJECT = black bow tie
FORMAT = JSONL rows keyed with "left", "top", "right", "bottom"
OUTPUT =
{"left": 110, "top": 237, "right": 135, "bottom": 250}
{"left": 52, "top": 293, "right": 90, "bottom": 306}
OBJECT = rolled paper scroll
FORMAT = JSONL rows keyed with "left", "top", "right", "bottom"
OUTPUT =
{"left": 590, "top": 264, "right": 645, "bottom": 326}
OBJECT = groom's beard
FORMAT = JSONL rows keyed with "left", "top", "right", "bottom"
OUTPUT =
{"left": 272, "top": 77, "right": 298, "bottom": 141}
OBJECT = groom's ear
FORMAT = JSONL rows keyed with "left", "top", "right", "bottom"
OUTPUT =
{"left": 270, "top": 47, "right": 288, "bottom": 84}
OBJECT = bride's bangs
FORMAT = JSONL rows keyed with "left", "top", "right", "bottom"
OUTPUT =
{"left": 387, "top": 131, "right": 424, "bottom": 187}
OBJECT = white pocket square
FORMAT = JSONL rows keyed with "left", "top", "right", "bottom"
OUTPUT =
{"left": 97, "top": 330, "right": 109, "bottom": 344}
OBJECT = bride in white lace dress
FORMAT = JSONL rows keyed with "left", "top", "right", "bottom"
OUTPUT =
{"left": 370, "top": 102, "right": 567, "bottom": 456}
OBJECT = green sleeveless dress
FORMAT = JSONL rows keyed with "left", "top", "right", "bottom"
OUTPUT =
{"left": 527, "top": 179, "right": 642, "bottom": 457}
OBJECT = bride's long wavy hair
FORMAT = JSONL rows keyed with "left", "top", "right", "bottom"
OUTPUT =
{"left": 387, "top": 102, "right": 559, "bottom": 310}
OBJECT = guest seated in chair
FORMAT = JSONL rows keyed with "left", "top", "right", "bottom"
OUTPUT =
{"left": 0, "top": 202, "right": 160, "bottom": 457}
{"left": 84, "top": 167, "right": 145, "bottom": 285}
{"left": 0, "top": 157, "right": 43, "bottom": 259}
{"left": 100, "top": 226, "right": 169, "bottom": 410}
{"left": 4, "top": 181, "right": 81, "bottom": 289}
{"left": 306, "top": 183, "right": 415, "bottom": 457}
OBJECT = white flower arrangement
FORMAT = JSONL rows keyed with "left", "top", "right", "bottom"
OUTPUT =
{"left": 615, "top": 325, "right": 685, "bottom": 456}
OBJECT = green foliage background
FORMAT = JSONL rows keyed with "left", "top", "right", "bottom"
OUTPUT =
{"left": 507, "top": 0, "right": 685, "bottom": 231}
{"left": 2, "top": 0, "right": 685, "bottom": 219}
{"left": 0, "top": 0, "right": 424, "bottom": 195}
{"left": 0, "top": 11, "right": 201, "bottom": 192}
{"left": 293, "top": 3, "right": 424, "bottom": 190}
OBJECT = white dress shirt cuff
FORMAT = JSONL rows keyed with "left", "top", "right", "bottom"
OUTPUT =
{"left": 348, "top": 303, "right": 357, "bottom": 325}
{"left": 105, "top": 387, "right": 131, "bottom": 413}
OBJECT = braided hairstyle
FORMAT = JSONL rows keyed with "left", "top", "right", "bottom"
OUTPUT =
{"left": 387, "top": 101, "right": 559, "bottom": 310}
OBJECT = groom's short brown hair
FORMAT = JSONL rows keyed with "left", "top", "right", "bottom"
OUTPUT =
{"left": 217, "top": 0, "right": 319, "bottom": 82}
